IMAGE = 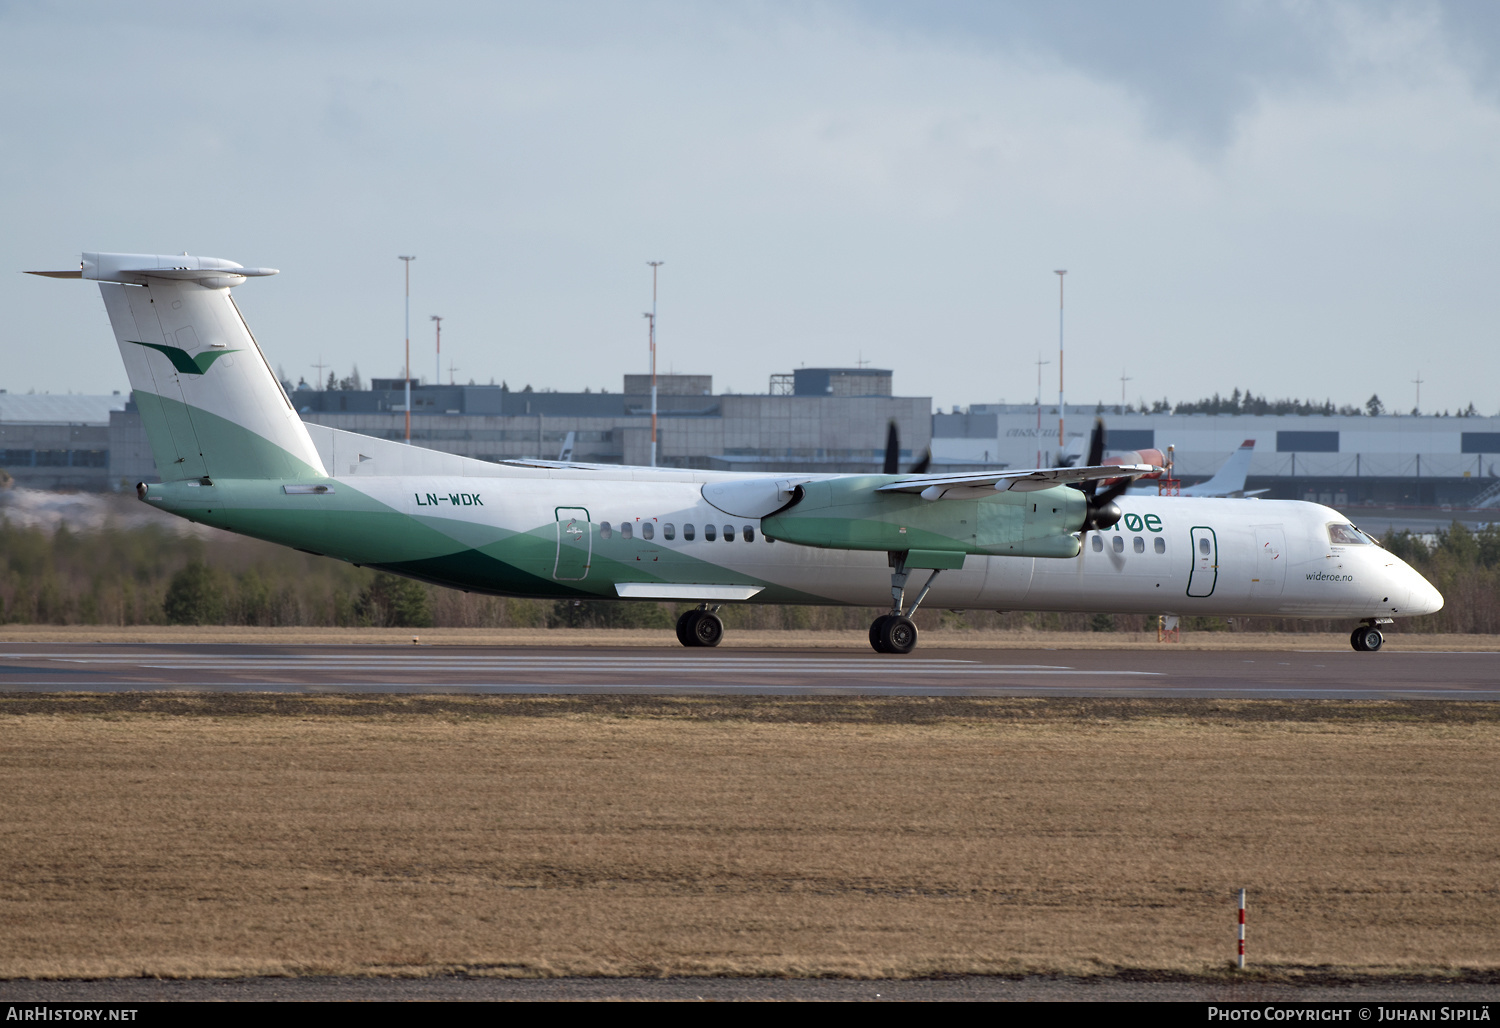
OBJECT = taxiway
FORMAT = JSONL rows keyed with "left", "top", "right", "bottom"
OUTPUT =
{"left": 1, "top": 643, "right": 1495, "bottom": 700}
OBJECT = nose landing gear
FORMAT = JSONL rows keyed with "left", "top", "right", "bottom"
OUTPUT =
{"left": 1350, "top": 618, "right": 1392, "bottom": 652}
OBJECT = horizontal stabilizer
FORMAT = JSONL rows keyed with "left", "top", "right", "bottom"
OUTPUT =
{"left": 137, "top": 267, "right": 279, "bottom": 280}
{"left": 30, "top": 253, "right": 277, "bottom": 286}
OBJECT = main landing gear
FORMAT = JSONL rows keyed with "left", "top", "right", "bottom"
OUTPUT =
{"left": 676, "top": 605, "right": 724, "bottom": 648}
{"left": 1350, "top": 619, "right": 1390, "bottom": 652}
{"left": 869, "top": 552, "right": 942, "bottom": 654}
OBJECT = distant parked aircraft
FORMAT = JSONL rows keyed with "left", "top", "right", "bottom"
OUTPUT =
{"left": 1174, "top": 440, "right": 1265, "bottom": 498}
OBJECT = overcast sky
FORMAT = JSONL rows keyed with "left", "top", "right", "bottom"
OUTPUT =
{"left": 4, "top": 0, "right": 1498, "bottom": 415}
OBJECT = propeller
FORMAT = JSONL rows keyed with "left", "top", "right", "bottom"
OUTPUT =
{"left": 1077, "top": 417, "right": 1128, "bottom": 534}
{"left": 883, "top": 420, "right": 932, "bottom": 476}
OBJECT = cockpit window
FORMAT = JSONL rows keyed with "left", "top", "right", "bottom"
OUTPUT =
{"left": 1327, "top": 523, "right": 1370, "bottom": 546}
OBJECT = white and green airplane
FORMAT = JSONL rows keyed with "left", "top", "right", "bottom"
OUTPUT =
{"left": 31, "top": 252, "right": 1442, "bottom": 654}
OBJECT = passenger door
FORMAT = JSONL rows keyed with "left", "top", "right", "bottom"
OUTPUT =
{"left": 554, "top": 507, "right": 592, "bottom": 581}
{"left": 1186, "top": 526, "right": 1218, "bottom": 598}
{"left": 1249, "top": 525, "right": 1286, "bottom": 601}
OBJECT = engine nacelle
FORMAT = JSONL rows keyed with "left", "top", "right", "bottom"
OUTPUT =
{"left": 761, "top": 476, "right": 1084, "bottom": 558}
{"left": 1102, "top": 448, "right": 1164, "bottom": 485}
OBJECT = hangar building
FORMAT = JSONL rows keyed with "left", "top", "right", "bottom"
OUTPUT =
{"left": 932, "top": 404, "right": 1500, "bottom": 508}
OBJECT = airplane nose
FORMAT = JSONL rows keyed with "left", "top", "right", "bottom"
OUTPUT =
{"left": 1405, "top": 568, "right": 1444, "bottom": 616}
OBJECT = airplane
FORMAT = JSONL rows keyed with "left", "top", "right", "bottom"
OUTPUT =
{"left": 29, "top": 252, "right": 1443, "bottom": 654}
{"left": 1069, "top": 436, "right": 1264, "bottom": 499}
{"left": 1162, "top": 439, "right": 1266, "bottom": 498}
{"left": 1101, "top": 439, "right": 1268, "bottom": 499}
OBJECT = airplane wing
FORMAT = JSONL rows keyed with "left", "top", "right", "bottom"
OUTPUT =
{"left": 876, "top": 463, "right": 1161, "bottom": 500}
{"left": 495, "top": 457, "right": 663, "bottom": 472}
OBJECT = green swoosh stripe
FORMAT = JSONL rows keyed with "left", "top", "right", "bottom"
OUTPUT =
{"left": 128, "top": 340, "right": 240, "bottom": 375}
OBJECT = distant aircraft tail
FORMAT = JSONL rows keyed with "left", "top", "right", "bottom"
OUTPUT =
{"left": 1181, "top": 439, "right": 1255, "bottom": 497}
{"left": 32, "top": 253, "right": 327, "bottom": 483}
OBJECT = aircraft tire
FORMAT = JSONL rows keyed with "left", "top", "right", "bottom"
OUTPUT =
{"left": 691, "top": 611, "right": 724, "bottom": 648}
{"left": 869, "top": 615, "right": 892, "bottom": 653}
{"left": 676, "top": 610, "right": 701, "bottom": 647}
{"left": 878, "top": 615, "right": 918, "bottom": 655}
{"left": 1350, "top": 626, "right": 1385, "bottom": 652}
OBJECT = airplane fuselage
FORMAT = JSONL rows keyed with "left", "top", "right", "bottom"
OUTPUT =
{"left": 142, "top": 471, "right": 1437, "bottom": 623}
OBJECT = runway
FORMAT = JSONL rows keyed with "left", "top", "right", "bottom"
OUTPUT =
{"left": 1, "top": 643, "right": 1497, "bottom": 699}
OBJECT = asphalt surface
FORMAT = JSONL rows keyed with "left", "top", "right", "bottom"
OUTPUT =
{"left": 1, "top": 643, "right": 1497, "bottom": 699}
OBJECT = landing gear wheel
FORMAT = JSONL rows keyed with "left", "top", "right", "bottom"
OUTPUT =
{"left": 877, "top": 615, "right": 918, "bottom": 655}
{"left": 676, "top": 610, "right": 701, "bottom": 647}
{"left": 690, "top": 611, "right": 724, "bottom": 648}
{"left": 1351, "top": 626, "right": 1384, "bottom": 652}
{"left": 869, "top": 614, "right": 893, "bottom": 653}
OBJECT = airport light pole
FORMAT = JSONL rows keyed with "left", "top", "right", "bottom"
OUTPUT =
{"left": 431, "top": 315, "right": 443, "bottom": 390}
{"left": 1120, "top": 368, "right": 1132, "bottom": 415}
{"left": 1055, "top": 269, "right": 1066, "bottom": 464}
{"left": 1035, "top": 354, "right": 1050, "bottom": 468}
{"left": 647, "top": 260, "right": 663, "bottom": 468}
{"left": 399, "top": 255, "right": 416, "bottom": 444}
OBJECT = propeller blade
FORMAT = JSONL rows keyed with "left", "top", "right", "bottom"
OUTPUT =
{"left": 908, "top": 448, "right": 931, "bottom": 475}
{"left": 883, "top": 420, "right": 900, "bottom": 475}
{"left": 1087, "top": 417, "right": 1106, "bottom": 471}
{"left": 1095, "top": 478, "right": 1131, "bottom": 507}
{"left": 1070, "top": 418, "right": 1108, "bottom": 496}
{"left": 1080, "top": 473, "right": 1133, "bottom": 534}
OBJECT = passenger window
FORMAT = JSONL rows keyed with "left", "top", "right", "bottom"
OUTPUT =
{"left": 621, "top": 522, "right": 633, "bottom": 540}
{"left": 663, "top": 523, "right": 675, "bottom": 540}
{"left": 684, "top": 523, "right": 695, "bottom": 541}
{"left": 743, "top": 525, "right": 755, "bottom": 542}
{"left": 642, "top": 522, "right": 654, "bottom": 540}
{"left": 704, "top": 524, "right": 716, "bottom": 542}
{"left": 1154, "top": 537, "right": 1165, "bottom": 554}
{"left": 1133, "top": 536, "right": 1145, "bottom": 553}
{"left": 1199, "top": 537, "right": 1210, "bottom": 555}
{"left": 600, "top": 522, "right": 612, "bottom": 539}
{"left": 723, "top": 524, "right": 735, "bottom": 542}
{"left": 1112, "top": 535, "right": 1124, "bottom": 553}
{"left": 1092, "top": 535, "right": 1103, "bottom": 552}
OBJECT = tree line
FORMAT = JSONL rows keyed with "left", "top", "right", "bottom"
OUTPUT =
{"left": 1101, "top": 388, "right": 1486, "bottom": 418}
{"left": 0, "top": 516, "right": 1493, "bottom": 633}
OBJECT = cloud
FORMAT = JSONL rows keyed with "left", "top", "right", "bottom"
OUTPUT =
{"left": 846, "top": 0, "right": 1491, "bottom": 153}
{"left": 2, "top": 1, "right": 1499, "bottom": 414}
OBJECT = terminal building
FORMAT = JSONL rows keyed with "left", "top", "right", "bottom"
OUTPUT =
{"left": 4, "top": 376, "right": 1498, "bottom": 513}
{"left": 0, "top": 367, "right": 930, "bottom": 487}
{"left": 932, "top": 404, "right": 1500, "bottom": 508}
{"left": 0, "top": 393, "right": 129, "bottom": 490}
{"left": 289, "top": 367, "right": 928, "bottom": 473}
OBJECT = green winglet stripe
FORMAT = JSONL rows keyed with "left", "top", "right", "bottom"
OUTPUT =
{"left": 128, "top": 340, "right": 240, "bottom": 375}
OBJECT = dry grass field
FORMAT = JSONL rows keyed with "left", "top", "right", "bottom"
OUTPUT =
{"left": 2, "top": 693, "right": 1499, "bottom": 981}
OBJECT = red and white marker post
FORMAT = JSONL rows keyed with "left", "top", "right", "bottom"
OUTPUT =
{"left": 1237, "top": 888, "right": 1247, "bottom": 969}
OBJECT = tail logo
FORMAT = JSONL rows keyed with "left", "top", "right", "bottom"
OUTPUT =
{"left": 128, "top": 340, "right": 240, "bottom": 376}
